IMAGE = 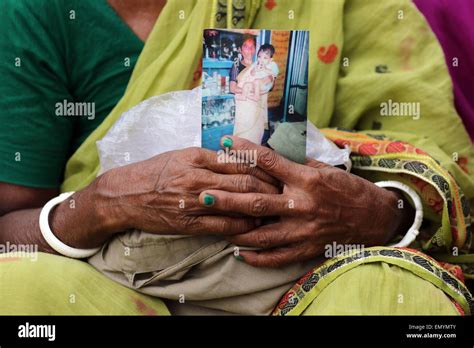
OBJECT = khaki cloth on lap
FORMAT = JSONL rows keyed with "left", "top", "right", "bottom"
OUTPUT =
{"left": 89, "top": 230, "right": 317, "bottom": 315}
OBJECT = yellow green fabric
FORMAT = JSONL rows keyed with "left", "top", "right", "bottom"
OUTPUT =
{"left": 273, "top": 247, "right": 472, "bottom": 315}
{"left": 302, "top": 262, "right": 459, "bottom": 315}
{"left": 0, "top": 253, "right": 169, "bottom": 315}
{"left": 0, "top": 249, "right": 465, "bottom": 315}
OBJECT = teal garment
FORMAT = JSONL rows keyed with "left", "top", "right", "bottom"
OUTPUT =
{"left": 0, "top": 0, "right": 143, "bottom": 188}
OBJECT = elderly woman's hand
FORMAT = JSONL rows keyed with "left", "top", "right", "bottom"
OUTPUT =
{"left": 93, "top": 147, "right": 279, "bottom": 238}
{"left": 199, "top": 137, "right": 414, "bottom": 267}
{"left": 3, "top": 146, "right": 280, "bottom": 254}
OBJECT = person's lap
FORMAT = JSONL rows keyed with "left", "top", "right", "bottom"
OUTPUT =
{"left": 0, "top": 252, "right": 169, "bottom": 315}
{"left": 0, "top": 251, "right": 461, "bottom": 315}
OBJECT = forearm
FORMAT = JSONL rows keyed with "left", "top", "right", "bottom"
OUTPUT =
{"left": 0, "top": 208, "right": 57, "bottom": 254}
{"left": 259, "top": 76, "right": 273, "bottom": 95}
{"left": 0, "top": 178, "right": 125, "bottom": 254}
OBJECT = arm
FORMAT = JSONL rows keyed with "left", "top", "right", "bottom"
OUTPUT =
{"left": 257, "top": 75, "right": 274, "bottom": 95}
{"left": 229, "top": 63, "right": 243, "bottom": 94}
{"left": 247, "top": 80, "right": 261, "bottom": 102}
{"left": 0, "top": 182, "right": 119, "bottom": 253}
{"left": 230, "top": 80, "right": 243, "bottom": 94}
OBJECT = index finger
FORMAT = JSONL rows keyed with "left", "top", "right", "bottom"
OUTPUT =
{"left": 220, "top": 136, "right": 303, "bottom": 184}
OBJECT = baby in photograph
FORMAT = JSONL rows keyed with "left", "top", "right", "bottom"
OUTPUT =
{"left": 235, "top": 44, "right": 279, "bottom": 102}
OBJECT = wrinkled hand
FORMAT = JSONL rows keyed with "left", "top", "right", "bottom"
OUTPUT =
{"left": 98, "top": 147, "right": 279, "bottom": 236}
{"left": 199, "top": 136, "right": 412, "bottom": 267}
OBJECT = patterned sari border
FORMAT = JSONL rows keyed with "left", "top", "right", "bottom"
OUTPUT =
{"left": 321, "top": 129, "right": 472, "bottom": 260}
{"left": 272, "top": 247, "right": 473, "bottom": 316}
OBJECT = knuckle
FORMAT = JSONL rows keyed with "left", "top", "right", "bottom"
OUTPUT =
{"left": 303, "top": 222, "right": 318, "bottom": 238}
{"left": 250, "top": 195, "right": 268, "bottom": 216}
{"left": 260, "top": 254, "right": 284, "bottom": 268}
{"left": 246, "top": 166, "right": 260, "bottom": 178}
{"left": 215, "top": 219, "right": 225, "bottom": 234}
{"left": 271, "top": 257, "right": 285, "bottom": 268}
{"left": 185, "top": 147, "right": 201, "bottom": 157}
{"left": 259, "top": 149, "right": 279, "bottom": 170}
{"left": 299, "top": 199, "right": 316, "bottom": 215}
{"left": 186, "top": 147, "right": 204, "bottom": 163}
{"left": 224, "top": 218, "right": 234, "bottom": 232}
{"left": 300, "top": 168, "right": 317, "bottom": 186}
{"left": 239, "top": 175, "right": 255, "bottom": 192}
{"left": 179, "top": 214, "right": 198, "bottom": 228}
{"left": 256, "top": 232, "right": 271, "bottom": 249}
{"left": 178, "top": 172, "right": 200, "bottom": 191}
{"left": 238, "top": 140, "right": 253, "bottom": 153}
{"left": 308, "top": 195, "right": 321, "bottom": 215}
{"left": 235, "top": 160, "right": 249, "bottom": 174}
{"left": 213, "top": 217, "right": 238, "bottom": 234}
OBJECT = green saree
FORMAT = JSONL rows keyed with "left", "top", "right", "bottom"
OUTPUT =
{"left": 2, "top": 0, "right": 473, "bottom": 315}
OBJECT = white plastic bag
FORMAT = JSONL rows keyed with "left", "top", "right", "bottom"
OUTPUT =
{"left": 306, "top": 122, "right": 351, "bottom": 170}
{"left": 97, "top": 87, "right": 351, "bottom": 174}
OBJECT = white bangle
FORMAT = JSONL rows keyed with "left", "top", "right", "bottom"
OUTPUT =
{"left": 39, "top": 191, "right": 101, "bottom": 259}
{"left": 374, "top": 181, "right": 423, "bottom": 248}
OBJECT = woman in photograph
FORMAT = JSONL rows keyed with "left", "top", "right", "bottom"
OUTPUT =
{"left": 232, "top": 44, "right": 277, "bottom": 144}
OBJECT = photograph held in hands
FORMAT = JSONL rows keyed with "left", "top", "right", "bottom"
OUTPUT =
{"left": 202, "top": 29, "right": 309, "bottom": 164}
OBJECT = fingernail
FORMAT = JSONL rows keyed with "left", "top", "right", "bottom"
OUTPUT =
{"left": 234, "top": 254, "right": 245, "bottom": 262}
{"left": 203, "top": 194, "right": 215, "bottom": 206}
{"left": 222, "top": 137, "right": 233, "bottom": 148}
